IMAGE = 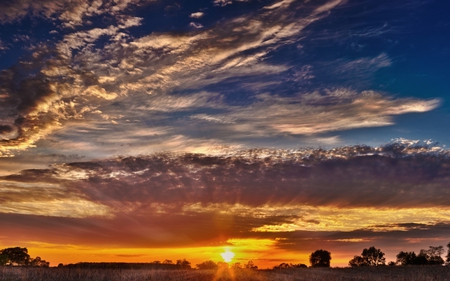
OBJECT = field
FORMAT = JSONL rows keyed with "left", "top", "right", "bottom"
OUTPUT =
{"left": 1, "top": 266, "right": 450, "bottom": 281}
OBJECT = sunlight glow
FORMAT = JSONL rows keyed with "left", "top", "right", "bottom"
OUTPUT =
{"left": 220, "top": 249, "right": 235, "bottom": 263}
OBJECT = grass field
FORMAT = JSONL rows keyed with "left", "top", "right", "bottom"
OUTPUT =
{"left": 1, "top": 266, "right": 450, "bottom": 281}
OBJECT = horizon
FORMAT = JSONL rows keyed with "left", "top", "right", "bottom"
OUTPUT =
{"left": 1, "top": 0, "right": 450, "bottom": 270}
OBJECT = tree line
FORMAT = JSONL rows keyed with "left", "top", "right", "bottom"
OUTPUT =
{"left": 60, "top": 259, "right": 192, "bottom": 270}
{"left": 0, "top": 247, "right": 49, "bottom": 267}
{"left": 196, "top": 260, "right": 258, "bottom": 270}
{"left": 349, "top": 243, "right": 450, "bottom": 267}
{"left": 272, "top": 243, "right": 450, "bottom": 269}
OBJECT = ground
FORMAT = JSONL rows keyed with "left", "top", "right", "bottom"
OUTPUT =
{"left": 1, "top": 266, "right": 450, "bottom": 281}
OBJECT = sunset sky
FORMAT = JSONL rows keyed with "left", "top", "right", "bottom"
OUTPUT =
{"left": 1, "top": 0, "right": 450, "bottom": 268}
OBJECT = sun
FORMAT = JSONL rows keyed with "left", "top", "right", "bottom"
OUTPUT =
{"left": 220, "top": 249, "right": 235, "bottom": 263}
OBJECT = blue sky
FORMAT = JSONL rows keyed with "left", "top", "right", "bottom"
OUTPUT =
{"left": 0, "top": 0, "right": 449, "bottom": 267}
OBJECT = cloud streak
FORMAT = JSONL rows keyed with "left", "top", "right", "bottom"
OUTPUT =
{"left": 205, "top": 90, "right": 439, "bottom": 136}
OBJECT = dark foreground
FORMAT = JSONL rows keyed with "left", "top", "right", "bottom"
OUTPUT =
{"left": 1, "top": 266, "right": 450, "bottom": 281}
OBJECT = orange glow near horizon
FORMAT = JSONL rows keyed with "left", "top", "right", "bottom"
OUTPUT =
{"left": 4, "top": 237, "right": 444, "bottom": 268}
{"left": 7, "top": 238, "right": 312, "bottom": 269}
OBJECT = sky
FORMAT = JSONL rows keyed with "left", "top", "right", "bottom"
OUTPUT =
{"left": 0, "top": 0, "right": 450, "bottom": 268}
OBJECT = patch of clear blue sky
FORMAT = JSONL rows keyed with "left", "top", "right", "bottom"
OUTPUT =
{"left": 0, "top": 16, "right": 59, "bottom": 70}
{"left": 268, "top": 0, "right": 450, "bottom": 147}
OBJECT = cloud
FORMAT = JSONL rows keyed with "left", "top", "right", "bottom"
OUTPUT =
{"left": 0, "top": 0, "right": 92, "bottom": 25}
{"left": 194, "top": 90, "right": 440, "bottom": 136}
{"left": 0, "top": 53, "right": 117, "bottom": 156}
{"left": 270, "top": 222, "right": 450, "bottom": 255}
{"left": 1, "top": 140, "right": 449, "bottom": 251}
{"left": 213, "top": 0, "right": 251, "bottom": 7}
{"left": 190, "top": 114, "right": 236, "bottom": 124}
{"left": 0, "top": 0, "right": 344, "bottom": 156}
{"left": 0, "top": 0, "right": 147, "bottom": 27}
{"left": 263, "top": 0, "right": 296, "bottom": 10}
{"left": 3, "top": 140, "right": 450, "bottom": 214}
{"left": 334, "top": 53, "right": 392, "bottom": 79}
{"left": 84, "top": 0, "right": 349, "bottom": 97}
{"left": 190, "top": 22, "right": 204, "bottom": 29}
{"left": 314, "top": 0, "right": 345, "bottom": 13}
{"left": 0, "top": 125, "right": 14, "bottom": 135}
{"left": 0, "top": 0, "right": 441, "bottom": 159}
{"left": 0, "top": 11, "right": 144, "bottom": 157}
{"left": 190, "top": 12, "right": 204, "bottom": 19}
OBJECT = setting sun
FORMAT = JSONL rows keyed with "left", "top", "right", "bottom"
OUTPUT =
{"left": 220, "top": 249, "right": 235, "bottom": 263}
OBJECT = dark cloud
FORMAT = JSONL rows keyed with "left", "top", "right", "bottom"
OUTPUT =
{"left": 270, "top": 222, "right": 450, "bottom": 255}
{"left": 0, "top": 125, "right": 13, "bottom": 135}
{"left": 0, "top": 211, "right": 295, "bottom": 248}
{"left": 1, "top": 142, "right": 449, "bottom": 250}
{"left": 2, "top": 141, "right": 450, "bottom": 209}
{"left": 3, "top": 203, "right": 447, "bottom": 250}
{"left": 66, "top": 143, "right": 450, "bottom": 209}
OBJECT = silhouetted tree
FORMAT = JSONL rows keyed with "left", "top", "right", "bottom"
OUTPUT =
{"left": 30, "top": 256, "right": 50, "bottom": 267}
{"left": 428, "top": 246, "right": 444, "bottom": 265}
{"left": 413, "top": 253, "right": 429, "bottom": 265}
{"left": 162, "top": 259, "right": 173, "bottom": 264}
{"left": 309, "top": 249, "right": 331, "bottom": 267}
{"left": 349, "top": 247, "right": 385, "bottom": 267}
{"left": 395, "top": 246, "right": 445, "bottom": 266}
{"left": 245, "top": 260, "right": 258, "bottom": 269}
{"left": 196, "top": 260, "right": 218, "bottom": 270}
{"left": 417, "top": 246, "right": 444, "bottom": 265}
{"left": 176, "top": 259, "right": 191, "bottom": 269}
{"left": 0, "top": 254, "right": 8, "bottom": 266}
{"left": 363, "top": 247, "right": 385, "bottom": 266}
{"left": 273, "top": 262, "right": 308, "bottom": 270}
{"left": 232, "top": 262, "right": 242, "bottom": 269}
{"left": 396, "top": 251, "right": 417, "bottom": 266}
{"left": 349, "top": 256, "right": 369, "bottom": 267}
{"left": 273, "top": 263, "right": 291, "bottom": 269}
{"left": 447, "top": 242, "right": 450, "bottom": 264}
{"left": 0, "top": 247, "right": 30, "bottom": 266}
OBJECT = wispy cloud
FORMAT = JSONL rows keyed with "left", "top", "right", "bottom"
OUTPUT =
{"left": 0, "top": 0, "right": 441, "bottom": 160}
{"left": 189, "top": 22, "right": 204, "bottom": 29}
{"left": 207, "top": 90, "right": 440, "bottom": 136}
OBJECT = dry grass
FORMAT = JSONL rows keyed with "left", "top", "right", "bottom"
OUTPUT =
{"left": 1, "top": 266, "right": 450, "bottom": 281}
